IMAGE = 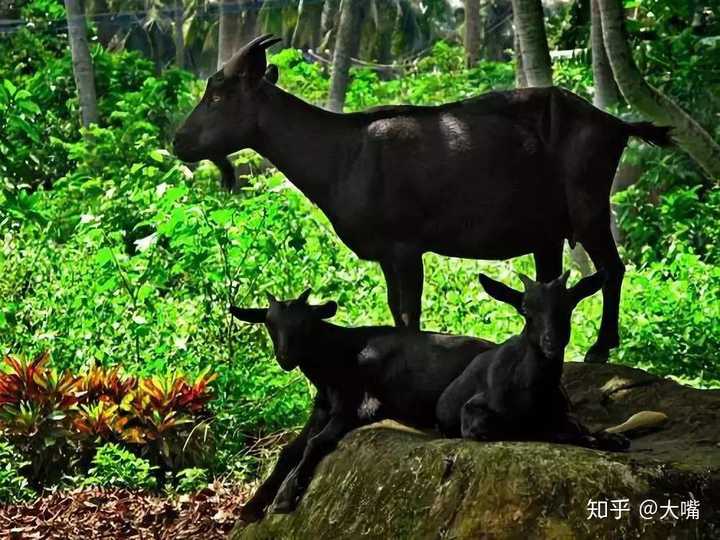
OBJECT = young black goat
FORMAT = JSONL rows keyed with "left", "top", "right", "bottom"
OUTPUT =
{"left": 229, "top": 290, "right": 494, "bottom": 521}
{"left": 435, "top": 271, "right": 629, "bottom": 450}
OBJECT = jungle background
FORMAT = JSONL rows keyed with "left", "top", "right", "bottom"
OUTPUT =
{"left": 0, "top": 0, "right": 718, "bottom": 534}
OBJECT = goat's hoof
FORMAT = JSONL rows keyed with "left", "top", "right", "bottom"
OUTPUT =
{"left": 239, "top": 504, "right": 265, "bottom": 523}
{"left": 272, "top": 499, "right": 297, "bottom": 514}
{"left": 584, "top": 347, "right": 609, "bottom": 364}
{"left": 595, "top": 432, "right": 631, "bottom": 452}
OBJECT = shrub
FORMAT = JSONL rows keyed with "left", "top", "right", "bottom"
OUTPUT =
{"left": 83, "top": 443, "right": 157, "bottom": 490}
{"left": 0, "top": 439, "right": 35, "bottom": 503}
{"left": 0, "top": 353, "right": 217, "bottom": 484}
{"left": 174, "top": 467, "right": 209, "bottom": 494}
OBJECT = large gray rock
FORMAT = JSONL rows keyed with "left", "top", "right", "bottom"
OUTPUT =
{"left": 233, "top": 363, "right": 720, "bottom": 539}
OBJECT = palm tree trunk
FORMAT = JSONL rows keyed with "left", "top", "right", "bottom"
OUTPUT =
{"left": 174, "top": 0, "right": 185, "bottom": 68}
{"left": 590, "top": 0, "right": 617, "bottom": 109}
{"left": 327, "top": 0, "right": 366, "bottom": 112}
{"left": 511, "top": 0, "right": 552, "bottom": 87}
{"left": 218, "top": 0, "right": 241, "bottom": 69}
{"left": 464, "top": 0, "right": 481, "bottom": 67}
{"left": 598, "top": 0, "right": 720, "bottom": 180}
{"left": 64, "top": 0, "right": 98, "bottom": 127}
{"left": 513, "top": 26, "right": 527, "bottom": 88}
{"left": 292, "top": 0, "right": 324, "bottom": 50}
{"left": 237, "top": 0, "right": 260, "bottom": 51}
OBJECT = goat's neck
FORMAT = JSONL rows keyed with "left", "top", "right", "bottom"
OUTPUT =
{"left": 517, "top": 328, "right": 564, "bottom": 387}
{"left": 253, "top": 84, "right": 359, "bottom": 207}
{"left": 297, "top": 322, "right": 360, "bottom": 382}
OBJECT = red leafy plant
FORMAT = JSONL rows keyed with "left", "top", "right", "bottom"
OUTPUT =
{"left": 0, "top": 352, "right": 217, "bottom": 486}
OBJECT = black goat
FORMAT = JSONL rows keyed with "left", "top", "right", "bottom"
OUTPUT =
{"left": 174, "top": 34, "right": 673, "bottom": 363}
{"left": 435, "top": 271, "right": 629, "bottom": 451}
{"left": 229, "top": 290, "right": 494, "bottom": 521}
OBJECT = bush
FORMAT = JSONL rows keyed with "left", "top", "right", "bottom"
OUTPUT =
{"left": 83, "top": 443, "right": 157, "bottom": 490}
{"left": 0, "top": 439, "right": 35, "bottom": 503}
{"left": 0, "top": 353, "right": 217, "bottom": 484}
{"left": 174, "top": 467, "right": 210, "bottom": 494}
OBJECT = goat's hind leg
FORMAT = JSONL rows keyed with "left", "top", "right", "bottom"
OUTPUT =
{"left": 380, "top": 248, "right": 423, "bottom": 329}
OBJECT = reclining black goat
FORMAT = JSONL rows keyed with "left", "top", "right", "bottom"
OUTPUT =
{"left": 435, "top": 271, "right": 629, "bottom": 451}
{"left": 229, "top": 289, "right": 495, "bottom": 521}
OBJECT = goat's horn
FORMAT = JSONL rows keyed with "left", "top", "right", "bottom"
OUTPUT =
{"left": 518, "top": 273, "right": 534, "bottom": 289}
{"left": 223, "top": 34, "right": 282, "bottom": 78}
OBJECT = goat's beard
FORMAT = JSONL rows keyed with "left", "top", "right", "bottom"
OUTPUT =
{"left": 210, "top": 156, "right": 238, "bottom": 192}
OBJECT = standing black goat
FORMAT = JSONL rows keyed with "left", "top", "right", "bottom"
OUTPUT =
{"left": 174, "top": 34, "right": 673, "bottom": 363}
{"left": 435, "top": 271, "right": 628, "bottom": 450}
{"left": 229, "top": 290, "right": 495, "bottom": 521}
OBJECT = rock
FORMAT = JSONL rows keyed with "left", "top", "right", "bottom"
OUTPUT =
{"left": 232, "top": 363, "right": 720, "bottom": 539}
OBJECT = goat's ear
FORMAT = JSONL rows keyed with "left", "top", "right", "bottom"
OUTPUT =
{"left": 264, "top": 64, "right": 279, "bottom": 84}
{"left": 568, "top": 270, "right": 606, "bottom": 305}
{"left": 297, "top": 288, "right": 312, "bottom": 304}
{"left": 312, "top": 301, "right": 337, "bottom": 320}
{"left": 229, "top": 306, "right": 267, "bottom": 323}
{"left": 478, "top": 273, "right": 524, "bottom": 312}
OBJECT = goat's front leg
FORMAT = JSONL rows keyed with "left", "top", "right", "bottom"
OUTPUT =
{"left": 272, "top": 415, "right": 353, "bottom": 513}
{"left": 241, "top": 398, "right": 329, "bottom": 522}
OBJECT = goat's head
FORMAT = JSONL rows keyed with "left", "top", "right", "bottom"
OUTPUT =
{"left": 173, "top": 34, "right": 281, "bottom": 167}
{"left": 478, "top": 271, "right": 606, "bottom": 359}
{"left": 229, "top": 288, "right": 338, "bottom": 371}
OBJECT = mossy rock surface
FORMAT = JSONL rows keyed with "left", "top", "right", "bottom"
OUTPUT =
{"left": 233, "top": 363, "right": 720, "bottom": 539}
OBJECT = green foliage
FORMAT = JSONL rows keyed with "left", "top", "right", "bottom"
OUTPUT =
{"left": 0, "top": 439, "right": 35, "bottom": 503}
{"left": 0, "top": 353, "right": 217, "bottom": 483}
{"left": 174, "top": 467, "right": 209, "bottom": 493}
{"left": 1, "top": 4, "right": 719, "bottom": 496}
{"left": 83, "top": 443, "right": 157, "bottom": 490}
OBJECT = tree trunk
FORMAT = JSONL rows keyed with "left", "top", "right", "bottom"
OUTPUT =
{"left": 174, "top": 0, "right": 185, "bottom": 68}
{"left": 485, "top": 0, "right": 512, "bottom": 62}
{"left": 64, "top": 0, "right": 98, "bottom": 127}
{"left": 218, "top": 0, "right": 241, "bottom": 69}
{"left": 513, "top": 25, "right": 527, "bottom": 88}
{"left": 327, "top": 0, "right": 366, "bottom": 112}
{"left": 292, "top": 0, "right": 324, "bottom": 50}
{"left": 464, "top": 0, "right": 481, "bottom": 67}
{"left": 598, "top": 0, "right": 720, "bottom": 180}
{"left": 320, "top": 0, "right": 340, "bottom": 52}
{"left": 373, "top": 0, "right": 398, "bottom": 66}
{"left": 511, "top": 0, "right": 552, "bottom": 87}
{"left": 237, "top": 0, "right": 260, "bottom": 51}
{"left": 590, "top": 0, "right": 617, "bottom": 109}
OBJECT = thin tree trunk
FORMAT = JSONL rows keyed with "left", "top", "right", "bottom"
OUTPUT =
{"left": 218, "top": 0, "right": 241, "bottom": 69}
{"left": 237, "top": 0, "right": 259, "bottom": 51}
{"left": 327, "top": 0, "right": 366, "bottom": 112}
{"left": 511, "top": 0, "right": 552, "bottom": 87}
{"left": 464, "top": 0, "right": 481, "bottom": 67}
{"left": 292, "top": 0, "right": 324, "bottom": 50}
{"left": 320, "top": 0, "right": 340, "bottom": 52}
{"left": 590, "top": 0, "right": 617, "bottom": 109}
{"left": 373, "top": 0, "right": 398, "bottom": 66}
{"left": 513, "top": 25, "right": 527, "bottom": 87}
{"left": 174, "top": 0, "right": 185, "bottom": 68}
{"left": 64, "top": 0, "right": 98, "bottom": 127}
{"left": 598, "top": 0, "right": 720, "bottom": 180}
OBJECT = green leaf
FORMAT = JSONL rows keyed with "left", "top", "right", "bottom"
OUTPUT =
{"left": 94, "top": 247, "right": 114, "bottom": 267}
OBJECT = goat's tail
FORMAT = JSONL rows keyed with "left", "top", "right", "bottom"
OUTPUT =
{"left": 603, "top": 410, "right": 668, "bottom": 436}
{"left": 624, "top": 121, "right": 674, "bottom": 148}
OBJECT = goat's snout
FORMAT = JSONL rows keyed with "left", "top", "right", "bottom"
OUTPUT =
{"left": 540, "top": 334, "right": 559, "bottom": 358}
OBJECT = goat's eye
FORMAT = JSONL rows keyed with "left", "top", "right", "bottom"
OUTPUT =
{"left": 211, "top": 95, "right": 221, "bottom": 103}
